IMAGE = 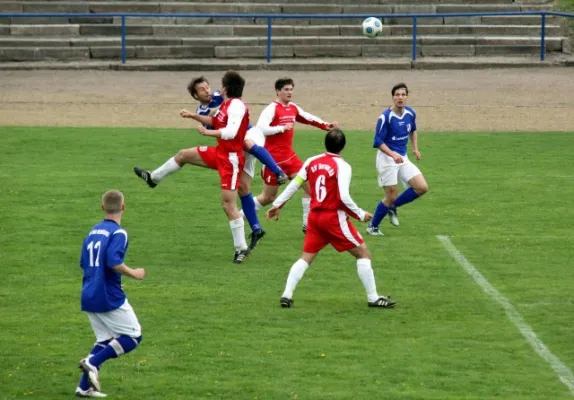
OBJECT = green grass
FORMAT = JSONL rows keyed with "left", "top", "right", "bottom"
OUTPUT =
{"left": 560, "top": 0, "right": 574, "bottom": 11}
{"left": 1, "top": 127, "right": 574, "bottom": 400}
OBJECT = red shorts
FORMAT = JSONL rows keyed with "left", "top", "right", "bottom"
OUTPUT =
{"left": 261, "top": 155, "right": 303, "bottom": 186}
{"left": 198, "top": 146, "right": 244, "bottom": 190}
{"left": 303, "top": 210, "right": 364, "bottom": 253}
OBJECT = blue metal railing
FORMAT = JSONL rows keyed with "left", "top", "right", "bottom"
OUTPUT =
{"left": 1, "top": 11, "right": 573, "bottom": 63}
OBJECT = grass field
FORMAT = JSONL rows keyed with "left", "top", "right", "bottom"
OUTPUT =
{"left": 1, "top": 127, "right": 573, "bottom": 400}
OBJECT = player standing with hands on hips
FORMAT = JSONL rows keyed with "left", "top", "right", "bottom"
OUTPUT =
{"left": 366, "top": 83, "right": 429, "bottom": 236}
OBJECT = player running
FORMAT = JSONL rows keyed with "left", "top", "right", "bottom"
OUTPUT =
{"left": 366, "top": 82, "right": 429, "bottom": 236}
{"left": 267, "top": 128, "right": 396, "bottom": 309}
{"left": 76, "top": 190, "right": 145, "bottom": 398}
{"left": 245, "top": 77, "right": 339, "bottom": 233}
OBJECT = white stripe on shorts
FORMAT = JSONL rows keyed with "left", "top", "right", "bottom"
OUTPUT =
{"left": 229, "top": 152, "right": 239, "bottom": 190}
{"left": 337, "top": 210, "right": 361, "bottom": 247}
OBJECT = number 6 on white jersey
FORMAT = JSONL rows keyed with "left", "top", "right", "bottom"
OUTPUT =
{"left": 315, "top": 175, "right": 327, "bottom": 202}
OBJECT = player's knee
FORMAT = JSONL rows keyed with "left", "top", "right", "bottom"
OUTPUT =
{"left": 261, "top": 193, "right": 276, "bottom": 205}
{"left": 243, "top": 139, "right": 254, "bottom": 151}
{"left": 174, "top": 149, "right": 190, "bottom": 164}
{"left": 416, "top": 182, "right": 429, "bottom": 196}
{"left": 221, "top": 199, "right": 236, "bottom": 215}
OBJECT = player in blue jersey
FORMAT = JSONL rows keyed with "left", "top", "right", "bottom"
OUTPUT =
{"left": 134, "top": 76, "right": 287, "bottom": 251}
{"left": 75, "top": 190, "right": 145, "bottom": 397}
{"left": 366, "top": 83, "right": 429, "bottom": 235}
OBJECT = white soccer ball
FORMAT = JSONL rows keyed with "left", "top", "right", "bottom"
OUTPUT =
{"left": 362, "top": 17, "right": 383, "bottom": 38}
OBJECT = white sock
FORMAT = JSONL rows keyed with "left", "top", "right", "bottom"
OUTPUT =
{"left": 150, "top": 157, "right": 181, "bottom": 183}
{"left": 253, "top": 196, "right": 263, "bottom": 211}
{"left": 282, "top": 259, "right": 309, "bottom": 299}
{"left": 357, "top": 258, "right": 379, "bottom": 302}
{"left": 302, "top": 197, "right": 311, "bottom": 226}
{"left": 229, "top": 217, "right": 248, "bottom": 251}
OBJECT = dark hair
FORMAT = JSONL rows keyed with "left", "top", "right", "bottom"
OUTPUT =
{"left": 221, "top": 70, "right": 245, "bottom": 98}
{"left": 188, "top": 76, "right": 208, "bottom": 100}
{"left": 275, "top": 77, "right": 294, "bottom": 91}
{"left": 325, "top": 128, "right": 346, "bottom": 154}
{"left": 392, "top": 82, "right": 408, "bottom": 96}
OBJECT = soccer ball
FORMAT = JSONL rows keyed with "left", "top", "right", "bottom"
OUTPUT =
{"left": 362, "top": 17, "right": 383, "bottom": 38}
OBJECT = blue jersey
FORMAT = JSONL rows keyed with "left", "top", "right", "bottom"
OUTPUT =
{"left": 79, "top": 219, "right": 128, "bottom": 313}
{"left": 373, "top": 106, "right": 417, "bottom": 156}
{"left": 195, "top": 90, "right": 252, "bottom": 130}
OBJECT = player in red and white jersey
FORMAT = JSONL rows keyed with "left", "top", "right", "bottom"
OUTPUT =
{"left": 249, "top": 77, "right": 338, "bottom": 233}
{"left": 266, "top": 128, "right": 396, "bottom": 309}
{"left": 134, "top": 71, "right": 251, "bottom": 264}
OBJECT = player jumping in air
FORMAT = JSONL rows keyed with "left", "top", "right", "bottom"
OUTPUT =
{"left": 134, "top": 75, "right": 287, "bottom": 252}
{"left": 366, "top": 82, "right": 429, "bottom": 236}
{"left": 134, "top": 71, "right": 253, "bottom": 263}
{"left": 76, "top": 190, "right": 146, "bottom": 398}
{"left": 267, "top": 128, "right": 396, "bottom": 309}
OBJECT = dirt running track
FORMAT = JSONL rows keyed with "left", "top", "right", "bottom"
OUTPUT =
{"left": 0, "top": 69, "right": 573, "bottom": 132}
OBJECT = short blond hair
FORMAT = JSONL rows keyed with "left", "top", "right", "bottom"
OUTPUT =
{"left": 102, "top": 190, "right": 124, "bottom": 214}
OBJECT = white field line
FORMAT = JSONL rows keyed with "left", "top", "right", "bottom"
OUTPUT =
{"left": 437, "top": 235, "right": 574, "bottom": 395}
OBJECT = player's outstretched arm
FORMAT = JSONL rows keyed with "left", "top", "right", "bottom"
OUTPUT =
{"left": 180, "top": 109, "right": 212, "bottom": 127}
{"left": 293, "top": 104, "right": 336, "bottom": 130}
{"left": 112, "top": 263, "right": 146, "bottom": 280}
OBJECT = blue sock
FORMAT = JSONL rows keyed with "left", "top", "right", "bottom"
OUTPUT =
{"left": 249, "top": 144, "right": 283, "bottom": 176}
{"left": 393, "top": 188, "right": 420, "bottom": 208}
{"left": 240, "top": 193, "right": 261, "bottom": 233}
{"left": 90, "top": 335, "right": 141, "bottom": 368}
{"left": 79, "top": 340, "right": 109, "bottom": 390}
{"left": 370, "top": 201, "right": 389, "bottom": 228}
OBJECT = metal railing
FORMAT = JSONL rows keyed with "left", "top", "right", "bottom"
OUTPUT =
{"left": 1, "top": 11, "right": 573, "bottom": 63}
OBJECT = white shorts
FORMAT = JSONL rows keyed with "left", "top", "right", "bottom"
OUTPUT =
{"left": 243, "top": 126, "right": 265, "bottom": 178}
{"left": 86, "top": 300, "right": 141, "bottom": 342}
{"left": 376, "top": 151, "right": 422, "bottom": 187}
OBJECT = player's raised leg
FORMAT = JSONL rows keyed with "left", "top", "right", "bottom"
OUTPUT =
{"left": 389, "top": 170, "right": 429, "bottom": 226}
{"left": 244, "top": 137, "right": 288, "bottom": 185}
{"left": 134, "top": 147, "right": 210, "bottom": 188}
{"left": 76, "top": 340, "right": 109, "bottom": 396}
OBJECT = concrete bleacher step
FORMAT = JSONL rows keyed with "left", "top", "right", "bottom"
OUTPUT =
{"left": 0, "top": 35, "right": 564, "bottom": 47}
{"left": 0, "top": 36, "right": 564, "bottom": 61}
{"left": 7, "top": 23, "right": 557, "bottom": 37}
{"left": 0, "top": 1, "right": 544, "bottom": 13}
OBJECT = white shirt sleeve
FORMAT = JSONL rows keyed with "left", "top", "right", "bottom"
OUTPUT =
{"left": 219, "top": 99, "right": 246, "bottom": 140}
{"left": 293, "top": 103, "right": 328, "bottom": 127}
{"left": 336, "top": 159, "right": 366, "bottom": 221}
{"left": 257, "top": 103, "right": 284, "bottom": 136}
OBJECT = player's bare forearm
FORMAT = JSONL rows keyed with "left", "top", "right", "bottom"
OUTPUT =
{"left": 192, "top": 114, "right": 213, "bottom": 126}
{"left": 378, "top": 144, "right": 395, "bottom": 158}
{"left": 410, "top": 131, "right": 419, "bottom": 152}
{"left": 112, "top": 263, "right": 146, "bottom": 280}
